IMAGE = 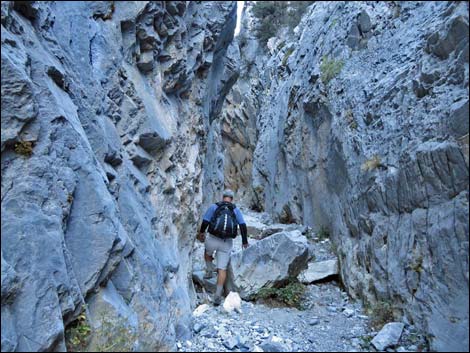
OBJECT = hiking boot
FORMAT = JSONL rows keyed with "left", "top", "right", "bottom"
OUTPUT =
{"left": 213, "top": 294, "right": 222, "bottom": 306}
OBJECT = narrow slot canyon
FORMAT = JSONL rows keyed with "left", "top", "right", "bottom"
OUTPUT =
{"left": 1, "top": 1, "right": 468, "bottom": 352}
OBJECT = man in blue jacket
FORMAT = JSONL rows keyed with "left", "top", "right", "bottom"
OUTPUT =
{"left": 197, "top": 189, "right": 249, "bottom": 305}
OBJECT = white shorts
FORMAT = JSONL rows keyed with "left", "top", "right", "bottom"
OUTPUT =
{"left": 204, "top": 234, "right": 233, "bottom": 270}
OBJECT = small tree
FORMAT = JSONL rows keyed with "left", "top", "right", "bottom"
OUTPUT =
{"left": 251, "top": 1, "right": 314, "bottom": 48}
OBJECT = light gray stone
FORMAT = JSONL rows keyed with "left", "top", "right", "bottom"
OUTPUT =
{"left": 227, "top": 231, "right": 309, "bottom": 299}
{"left": 371, "top": 323, "right": 405, "bottom": 351}
{"left": 298, "top": 259, "right": 339, "bottom": 283}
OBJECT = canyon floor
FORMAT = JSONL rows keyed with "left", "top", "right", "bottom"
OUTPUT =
{"left": 180, "top": 211, "right": 429, "bottom": 353}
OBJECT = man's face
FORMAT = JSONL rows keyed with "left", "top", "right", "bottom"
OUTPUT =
{"left": 223, "top": 196, "right": 233, "bottom": 202}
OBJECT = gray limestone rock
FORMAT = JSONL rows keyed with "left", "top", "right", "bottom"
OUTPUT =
{"left": 298, "top": 259, "right": 339, "bottom": 284}
{"left": 1, "top": 1, "right": 238, "bottom": 351}
{"left": 371, "top": 322, "right": 405, "bottom": 351}
{"left": 230, "top": 1, "right": 469, "bottom": 351}
{"left": 227, "top": 231, "right": 309, "bottom": 299}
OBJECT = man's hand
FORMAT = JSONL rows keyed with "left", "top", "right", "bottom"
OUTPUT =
{"left": 242, "top": 243, "right": 249, "bottom": 249}
{"left": 197, "top": 232, "right": 205, "bottom": 243}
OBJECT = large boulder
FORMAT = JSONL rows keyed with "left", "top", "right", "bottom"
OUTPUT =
{"left": 226, "top": 231, "right": 309, "bottom": 299}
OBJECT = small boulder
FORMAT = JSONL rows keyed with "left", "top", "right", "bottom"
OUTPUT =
{"left": 371, "top": 322, "right": 405, "bottom": 351}
{"left": 193, "top": 322, "right": 205, "bottom": 334}
{"left": 298, "top": 259, "right": 339, "bottom": 283}
{"left": 223, "top": 336, "right": 238, "bottom": 350}
{"left": 223, "top": 291, "right": 242, "bottom": 313}
{"left": 358, "top": 10, "right": 372, "bottom": 33}
{"left": 193, "top": 304, "right": 210, "bottom": 317}
{"left": 137, "top": 51, "right": 154, "bottom": 73}
{"left": 192, "top": 270, "right": 217, "bottom": 293}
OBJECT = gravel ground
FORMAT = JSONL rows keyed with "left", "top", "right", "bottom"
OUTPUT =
{"left": 184, "top": 211, "right": 429, "bottom": 352}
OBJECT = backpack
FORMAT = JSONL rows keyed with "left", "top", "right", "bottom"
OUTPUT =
{"left": 208, "top": 201, "right": 238, "bottom": 239}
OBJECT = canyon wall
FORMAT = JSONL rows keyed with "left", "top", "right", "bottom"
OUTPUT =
{"left": 1, "top": 1, "right": 238, "bottom": 351}
{"left": 232, "top": 1, "right": 468, "bottom": 351}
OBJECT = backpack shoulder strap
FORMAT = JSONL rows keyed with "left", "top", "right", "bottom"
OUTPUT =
{"left": 211, "top": 202, "right": 224, "bottom": 221}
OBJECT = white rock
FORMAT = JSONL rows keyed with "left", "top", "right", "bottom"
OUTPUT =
{"left": 344, "top": 308, "right": 355, "bottom": 317}
{"left": 193, "top": 304, "right": 210, "bottom": 317}
{"left": 371, "top": 322, "right": 405, "bottom": 351}
{"left": 298, "top": 259, "right": 339, "bottom": 283}
{"left": 223, "top": 291, "right": 242, "bottom": 313}
{"left": 252, "top": 345, "right": 264, "bottom": 352}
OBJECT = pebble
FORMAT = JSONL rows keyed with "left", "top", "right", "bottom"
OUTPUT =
{"left": 193, "top": 304, "right": 210, "bottom": 317}
{"left": 193, "top": 322, "right": 206, "bottom": 334}
{"left": 309, "top": 319, "right": 320, "bottom": 326}
{"left": 223, "top": 336, "right": 238, "bottom": 350}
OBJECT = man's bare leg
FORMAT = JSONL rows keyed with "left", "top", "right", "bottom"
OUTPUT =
{"left": 204, "top": 253, "right": 215, "bottom": 278}
{"left": 213, "top": 269, "right": 226, "bottom": 306}
{"left": 216, "top": 269, "right": 226, "bottom": 287}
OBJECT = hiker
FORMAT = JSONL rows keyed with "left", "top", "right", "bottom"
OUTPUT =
{"left": 197, "top": 189, "right": 249, "bottom": 306}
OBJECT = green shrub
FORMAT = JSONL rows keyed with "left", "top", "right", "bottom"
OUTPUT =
{"left": 65, "top": 307, "right": 137, "bottom": 352}
{"left": 94, "top": 313, "right": 137, "bottom": 352}
{"left": 256, "top": 279, "right": 306, "bottom": 309}
{"left": 251, "top": 1, "right": 314, "bottom": 48}
{"left": 359, "top": 335, "right": 373, "bottom": 349}
{"left": 285, "top": 1, "right": 313, "bottom": 29}
{"left": 67, "top": 193, "right": 74, "bottom": 203}
{"left": 320, "top": 55, "right": 344, "bottom": 84}
{"left": 366, "top": 300, "right": 395, "bottom": 330}
{"left": 277, "top": 40, "right": 286, "bottom": 50}
{"left": 344, "top": 109, "right": 357, "bottom": 129}
{"left": 282, "top": 47, "right": 294, "bottom": 66}
{"left": 65, "top": 307, "right": 92, "bottom": 352}
{"left": 14, "top": 140, "right": 34, "bottom": 156}
{"left": 317, "top": 225, "right": 330, "bottom": 240}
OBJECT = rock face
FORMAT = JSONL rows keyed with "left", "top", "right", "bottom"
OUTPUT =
{"left": 1, "top": 1, "right": 238, "bottom": 351}
{"left": 219, "top": 4, "right": 264, "bottom": 207}
{"left": 229, "top": 1, "right": 469, "bottom": 351}
{"left": 226, "top": 230, "right": 309, "bottom": 299}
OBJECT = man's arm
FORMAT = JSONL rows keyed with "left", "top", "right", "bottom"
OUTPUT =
{"left": 234, "top": 208, "right": 248, "bottom": 247}
{"left": 199, "top": 220, "right": 210, "bottom": 233}
{"left": 199, "top": 204, "right": 216, "bottom": 234}
{"left": 239, "top": 223, "right": 248, "bottom": 246}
